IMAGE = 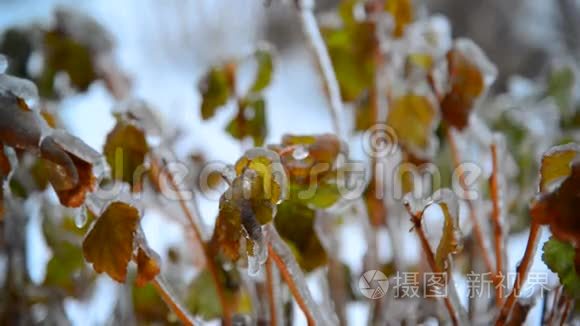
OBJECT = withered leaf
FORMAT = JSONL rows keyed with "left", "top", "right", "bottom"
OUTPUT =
{"left": 104, "top": 120, "right": 149, "bottom": 188}
{"left": 434, "top": 203, "right": 461, "bottom": 270}
{"left": 82, "top": 201, "right": 140, "bottom": 282}
{"left": 135, "top": 246, "right": 161, "bottom": 287}
{"left": 440, "top": 47, "right": 485, "bottom": 130}
{"left": 531, "top": 160, "right": 580, "bottom": 245}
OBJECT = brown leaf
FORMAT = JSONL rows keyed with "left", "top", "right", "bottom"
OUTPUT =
{"left": 384, "top": 0, "right": 414, "bottom": 37}
{"left": 82, "top": 201, "right": 140, "bottom": 282}
{"left": 440, "top": 46, "right": 485, "bottom": 130}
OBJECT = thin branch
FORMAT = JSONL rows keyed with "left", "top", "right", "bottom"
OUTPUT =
{"left": 151, "top": 276, "right": 198, "bottom": 326}
{"left": 559, "top": 296, "right": 572, "bottom": 326}
{"left": 268, "top": 245, "right": 315, "bottom": 326}
{"left": 447, "top": 129, "right": 495, "bottom": 274}
{"left": 265, "top": 257, "right": 278, "bottom": 326}
{"left": 496, "top": 222, "right": 542, "bottom": 326}
{"left": 265, "top": 224, "right": 332, "bottom": 326}
{"left": 150, "top": 156, "right": 232, "bottom": 324}
{"left": 489, "top": 142, "right": 505, "bottom": 306}
{"left": 295, "top": 0, "right": 345, "bottom": 138}
{"left": 404, "top": 204, "right": 460, "bottom": 326}
{"left": 545, "top": 286, "right": 562, "bottom": 325}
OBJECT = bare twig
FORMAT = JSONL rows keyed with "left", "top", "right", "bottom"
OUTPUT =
{"left": 545, "top": 286, "right": 562, "bottom": 325}
{"left": 559, "top": 296, "right": 572, "bottom": 326}
{"left": 496, "top": 222, "right": 542, "bottom": 325}
{"left": 150, "top": 156, "right": 232, "bottom": 324}
{"left": 447, "top": 129, "right": 495, "bottom": 275}
{"left": 404, "top": 203, "right": 460, "bottom": 326}
{"left": 295, "top": 0, "right": 344, "bottom": 138}
{"left": 489, "top": 142, "right": 505, "bottom": 306}
{"left": 151, "top": 276, "right": 198, "bottom": 326}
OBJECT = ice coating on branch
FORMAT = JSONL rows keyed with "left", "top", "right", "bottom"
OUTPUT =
{"left": 292, "top": 145, "right": 309, "bottom": 160}
{"left": 264, "top": 224, "right": 337, "bottom": 326}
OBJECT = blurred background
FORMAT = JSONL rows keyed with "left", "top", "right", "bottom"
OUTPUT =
{"left": 1, "top": 0, "right": 578, "bottom": 324}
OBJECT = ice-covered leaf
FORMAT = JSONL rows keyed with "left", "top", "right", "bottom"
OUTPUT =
{"left": 440, "top": 39, "right": 495, "bottom": 130}
{"left": 249, "top": 47, "right": 273, "bottom": 93}
{"left": 198, "top": 66, "right": 232, "bottom": 120}
{"left": 234, "top": 148, "right": 287, "bottom": 206}
{"left": 41, "top": 132, "right": 101, "bottom": 207}
{"left": 104, "top": 119, "right": 149, "bottom": 188}
{"left": 0, "top": 73, "right": 38, "bottom": 106}
{"left": 82, "top": 201, "right": 140, "bottom": 282}
{"left": 539, "top": 143, "right": 580, "bottom": 192}
{"left": 531, "top": 159, "right": 580, "bottom": 244}
{"left": 542, "top": 237, "right": 580, "bottom": 298}
{"left": 387, "top": 93, "right": 438, "bottom": 156}
{"left": 53, "top": 7, "right": 113, "bottom": 54}
{"left": 226, "top": 96, "right": 268, "bottom": 146}
{"left": 268, "top": 134, "right": 345, "bottom": 209}
{"left": 274, "top": 201, "right": 327, "bottom": 272}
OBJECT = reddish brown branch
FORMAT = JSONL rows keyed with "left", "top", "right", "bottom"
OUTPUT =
{"left": 447, "top": 129, "right": 495, "bottom": 274}
{"left": 489, "top": 142, "right": 505, "bottom": 306}
{"left": 404, "top": 204, "right": 460, "bottom": 326}
{"left": 152, "top": 277, "right": 197, "bottom": 326}
{"left": 150, "top": 156, "right": 232, "bottom": 324}
{"left": 559, "top": 296, "right": 572, "bottom": 326}
{"left": 268, "top": 244, "right": 316, "bottom": 326}
{"left": 496, "top": 222, "right": 541, "bottom": 325}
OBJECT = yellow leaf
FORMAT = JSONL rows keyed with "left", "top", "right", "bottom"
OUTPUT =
{"left": 387, "top": 93, "right": 437, "bottom": 154}
{"left": 539, "top": 143, "right": 580, "bottom": 192}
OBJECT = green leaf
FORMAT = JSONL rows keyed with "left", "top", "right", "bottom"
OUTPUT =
{"left": 226, "top": 96, "right": 268, "bottom": 146}
{"left": 542, "top": 237, "right": 580, "bottom": 298}
{"left": 198, "top": 66, "right": 231, "bottom": 120}
{"left": 82, "top": 201, "right": 140, "bottom": 282}
{"left": 546, "top": 66, "right": 575, "bottom": 116}
{"left": 274, "top": 201, "right": 328, "bottom": 272}
{"left": 249, "top": 48, "right": 273, "bottom": 93}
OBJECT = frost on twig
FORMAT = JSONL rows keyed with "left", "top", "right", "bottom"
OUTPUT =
{"left": 295, "top": 0, "right": 345, "bottom": 138}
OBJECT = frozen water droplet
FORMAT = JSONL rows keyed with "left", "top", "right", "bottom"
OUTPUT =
{"left": 75, "top": 207, "right": 88, "bottom": 228}
{"left": 292, "top": 146, "right": 309, "bottom": 160}
{"left": 0, "top": 55, "right": 7, "bottom": 74}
